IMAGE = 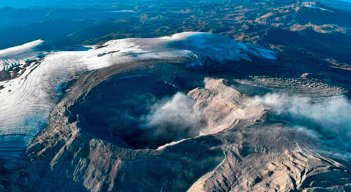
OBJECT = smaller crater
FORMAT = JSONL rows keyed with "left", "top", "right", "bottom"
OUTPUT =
{"left": 68, "top": 75, "right": 200, "bottom": 149}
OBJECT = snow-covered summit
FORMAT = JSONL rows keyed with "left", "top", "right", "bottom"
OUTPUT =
{"left": 0, "top": 40, "right": 44, "bottom": 59}
{"left": 83, "top": 32, "right": 276, "bottom": 69}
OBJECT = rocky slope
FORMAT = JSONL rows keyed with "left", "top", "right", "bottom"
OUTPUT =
{"left": 5, "top": 73, "right": 351, "bottom": 191}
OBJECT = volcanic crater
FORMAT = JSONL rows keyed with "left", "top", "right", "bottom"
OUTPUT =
{"left": 67, "top": 75, "right": 203, "bottom": 149}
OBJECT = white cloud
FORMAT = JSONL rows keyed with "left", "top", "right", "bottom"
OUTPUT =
{"left": 144, "top": 92, "right": 203, "bottom": 137}
{"left": 254, "top": 93, "right": 351, "bottom": 150}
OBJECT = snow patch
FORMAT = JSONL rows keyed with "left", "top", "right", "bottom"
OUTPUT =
{"left": 0, "top": 40, "right": 44, "bottom": 58}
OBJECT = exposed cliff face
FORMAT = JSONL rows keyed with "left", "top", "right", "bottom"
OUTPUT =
{"left": 7, "top": 71, "right": 351, "bottom": 191}
{"left": 188, "top": 78, "right": 266, "bottom": 135}
{"left": 190, "top": 126, "right": 351, "bottom": 192}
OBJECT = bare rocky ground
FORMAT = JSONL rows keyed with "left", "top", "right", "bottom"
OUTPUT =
{"left": 2, "top": 58, "right": 350, "bottom": 191}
